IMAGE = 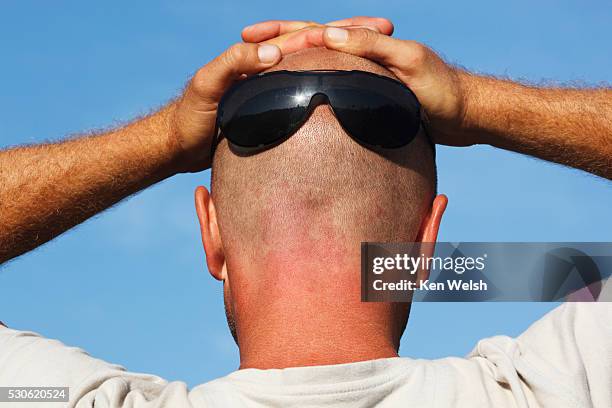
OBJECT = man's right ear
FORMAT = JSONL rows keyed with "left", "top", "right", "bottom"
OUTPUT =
{"left": 194, "top": 186, "right": 226, "bottom": 281}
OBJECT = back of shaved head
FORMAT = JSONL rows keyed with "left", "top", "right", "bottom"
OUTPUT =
{"left": 207, "top": 48, "right": 437, "bottom": 359}
{"left": 212, "top": 48, "right": 436, "bottom": 260}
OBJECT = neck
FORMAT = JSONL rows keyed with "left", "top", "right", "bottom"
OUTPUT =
{"left": 228, "top": 245, "right": 405, "bottom": 370}
{"left": 237, "top": 310, "right": 401, "bottom": 370}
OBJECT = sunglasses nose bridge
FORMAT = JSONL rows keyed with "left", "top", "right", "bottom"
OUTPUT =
{"left": 306, "top": 92, "right": 331, "bottom": 110}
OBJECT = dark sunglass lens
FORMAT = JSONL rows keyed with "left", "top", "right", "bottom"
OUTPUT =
{"left": 329, "top": 88, "right": 420, "bottom": 148}
{"left": 221, "top": 86, "right": 311, "bottom": 148}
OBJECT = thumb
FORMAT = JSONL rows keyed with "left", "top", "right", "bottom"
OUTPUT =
{"left": 323, "top": 27, "right": 425, "bottom": 74}
{"left": 188, "top": 43, "right": 281, "bottom": 105}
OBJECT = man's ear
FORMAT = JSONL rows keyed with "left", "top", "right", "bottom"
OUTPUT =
{"left": 416, "top": 194, "right": 448, "bottom": 283}
{"left": 194, "top": 186, "right": 226, "bottom": 281}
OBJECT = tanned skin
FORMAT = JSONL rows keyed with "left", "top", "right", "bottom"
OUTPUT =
{"left": 0, "top": 18, "right": 393, "bottom": 265}
{"left": 0, "top": 104, "right": 179, "bottom": 263}
{"left": 461, "top": 77, "right": 612, "bottom": 178}
{"left": 247, "top": 20, "right": 612, "bottom": 179}
{"left": 1, "top": 16, "right": 611, "bottom": 266}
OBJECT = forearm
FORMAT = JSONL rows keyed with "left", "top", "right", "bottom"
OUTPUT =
{"left": 0, "top": 103, "right": 181, "bottom": 264}
{"left": 461, "top": 73, "right": 612, "bottom": 179}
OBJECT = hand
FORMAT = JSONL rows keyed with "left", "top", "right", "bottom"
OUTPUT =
{"left": 242, "top": 17, "right": 394, "bottom": 55}
{"left": 243, "top": 20, "right": 473, "bottom": 146}
{"left": 170, "top": 42, "right": 282, "bottom": 172}
{"left": 172, "top": 17, "right": 396, "bottom": 173}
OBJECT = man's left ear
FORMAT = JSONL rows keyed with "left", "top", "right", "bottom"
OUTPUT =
{"left": 194, "top": 186, "right": 226, "bottom": 281}
{"left": 416, "top": 194, "right": 448, "bottom": 282}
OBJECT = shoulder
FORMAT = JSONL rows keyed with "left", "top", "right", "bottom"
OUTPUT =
{"left": 467, "top": 303, "right": 612, "bottom": 407}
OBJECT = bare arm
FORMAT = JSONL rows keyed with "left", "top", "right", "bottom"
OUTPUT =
{"left": 321, "top": 28, "right": 612, "bottom": 179}
{"left": 0, "top": 42, "right": 284, "bottom": 264}
{"left": 461, "top": 74, "right": 612, "bottom": 179}
{"left": 0, "top": 105, "right": 178, "bottom": 263}
{"left": 0, "top": 18, "right": 393, "bottom": 265}
{"left": 244, "top": 22, "right": 612, "bottom": 179}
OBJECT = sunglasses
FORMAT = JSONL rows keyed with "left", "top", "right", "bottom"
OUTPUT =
{"left": 213, "top": 70, "right": 427, "bottom": 156}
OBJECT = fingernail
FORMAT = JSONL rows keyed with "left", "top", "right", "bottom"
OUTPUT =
{"left": 243, "top": 24, "right": 254, "bottom": 32}
{"left": 258, "top": 44, "right": 280, "bottom": 63}
{"left": 325, "top": 27, "right": 348, "bottom": 43}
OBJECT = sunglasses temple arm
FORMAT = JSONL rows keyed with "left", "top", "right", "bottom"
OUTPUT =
{"left": 210, "top": 126, "right": 222, "bottom": 164}
{"left": 419, "top": 107, "right": 436, "bottom": 158}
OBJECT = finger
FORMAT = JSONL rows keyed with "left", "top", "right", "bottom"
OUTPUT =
{"left": 189, "top": 43, "right": 281, "bottom": 104}
{"left": 325, "top": 16, "right": 393, "bottom": 35}
{"left": 323, "top": 27, "right": 424, "bottom": 72}
{"left": 242, "top": 20, "right": 320, "bottom": 43}
{"left": 242, "top": 17, "right": 390, "bottom": 43}
{"left": 262, "top": 26, "right": 326, "bottom": 54}
{"left": 263, "top": 24, "right": 380, "bottom": 55}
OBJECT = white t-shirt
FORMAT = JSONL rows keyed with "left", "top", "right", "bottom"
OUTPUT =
{"left": 0, "top": 303, "right": 610, "bottom": 407}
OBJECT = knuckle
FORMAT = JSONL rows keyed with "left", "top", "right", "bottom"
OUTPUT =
{"left": 298, "top": 24, "right": 323, "bottom": 35}
{"left": 224, "top": 43, "right": 249, "bottom": 66}
{"left": 358, "top": 26, "right": 380, "bottom": 43}
{"left": 298, "top": 20, "right": 323, "bottom": 30}
{"left": 402, "top": 41, "right": 429, "bottom": 68}
{"left": 191, "top": 67, "right": 209, "bottom": 94}
{"left": 397, "top": 40, "right": 431, "bottom": 72}
{"left": 354, "top": 28, "right": 381, "bottom": 56}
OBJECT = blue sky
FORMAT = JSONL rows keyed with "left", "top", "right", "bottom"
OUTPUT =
{"left": 1, "top": 1, "right": 611, "bottom": 387}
